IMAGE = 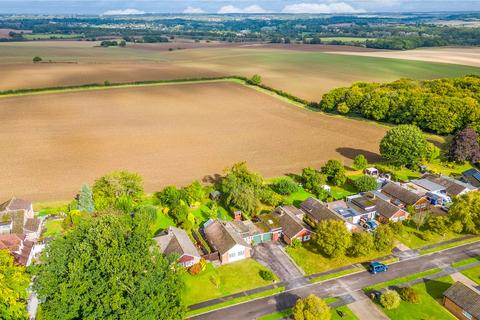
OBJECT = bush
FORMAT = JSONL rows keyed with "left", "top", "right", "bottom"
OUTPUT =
{"left": 33, "top": 56, "right": 42, "bottom": 63}
{"left": 258, "top": 188, "right": 284, "bottom": 207}
{"left": 353, "top": 175, "right": 378, "bottom": 192}
{"left": 388, "top": 221, "right": 404, "bottom": 235}
{"left": 188, "top": 263, "right": 203, "bottom": 275}
{"left": 292, "top": 294, "right": 331, "bottom": 320}
{"left": 421, "top": 230, "right": 434, "bottom": 241}
{"left": 451, "top": 220, "right": 464, "bottom": 234}
{"left": 271, "top": 177, "right": 299, "bottom": 195}
{"left": 247, "top": 74, "right": 262, "bottom": 85}
{"left": 291, "top": 238, "right": 302, "bottom": 248}
{"left": 380, "top": 290, "right": 401, "bottom": 310}
{"left": 259, "top": 270, "right": 274, "bottom": 281}
{"left": 353, "top": 154, "right": 368, "bottom": 170}
{"left": 399, "top": 287, "right": 420, "bottom": 304}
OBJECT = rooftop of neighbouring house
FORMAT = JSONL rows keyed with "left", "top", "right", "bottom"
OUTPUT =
{"left": 443, "top": 281, "right": 480, "bottom": 319}
{"left": 204, "top": 220, "right": 250, "bottom": 255}
{"left": 154, "top": 226, "right": 201, "bottom": 259}
{"left": 300, "top": 197, "right": 342, "bottom": 222}
{"left": 254, "top": 212, "right": 282, "bottom": 233}
{"left": 0, "top": 197, "right": 32, "bottom": 212}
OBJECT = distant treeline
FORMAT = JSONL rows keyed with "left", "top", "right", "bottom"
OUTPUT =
{"left": 319, "top": 75, "right": 480, "bottom": 135}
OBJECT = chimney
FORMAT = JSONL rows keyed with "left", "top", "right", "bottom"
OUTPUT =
{"left": 234, "top": 211, "right": 242, "bottom": 221}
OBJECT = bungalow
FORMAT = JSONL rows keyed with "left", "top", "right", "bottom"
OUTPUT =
{"left": 463, "top": 168, "right": 480, "bottom": 188}
{"left": 381, "top": 182, "right": 429, "bottom": 212}
{"left": 347, "top": 192, "right": 408, "bottom": 224}
{"left": 154, "top": 226, "right": 201, "bottom": 268}
{"left": 271, "top": 206, "right": 312, "bottom": 245}
{"left": 420, "top": 174, "right": 477, "bottom": 198}
{"left": 0, "top": 197, "right": 42, "bottom": 241}
{"left": 300, "top": 197, "right": 342, "bottom": 225}
{"left": 443, "top": 281, "right": 480, "bottom": 320}
{"left": 204, "top": 220, "right": 252, "bottom": 264}
{"left": 0, "top": 234, "right": 35, "bottom": 266}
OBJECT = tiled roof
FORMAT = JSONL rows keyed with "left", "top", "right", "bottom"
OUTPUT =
{"left": 154, "top": 226, "right": 200, "bottom": 259}
{"left": 274, "top": 206, "right": 309, "bottom": 239}
{"left": 382, "top": 182, "right": 424, "bottom": 206}
{"left": 444, "top": 282, "right": 480, "bottom": 319}
{"left": 300, "top": 197, "right": 342, "bottom": 222}
{"left": 204, "top": 220, "right": 250, "bottom": 255}
{"left": 0, "top": 197, "right": 32, "bottom": 212}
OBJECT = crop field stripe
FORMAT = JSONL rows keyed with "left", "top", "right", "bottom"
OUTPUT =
{"left": 0, "top": 76, "right": 245, "bottom": 99}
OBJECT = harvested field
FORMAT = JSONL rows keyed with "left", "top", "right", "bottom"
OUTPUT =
{"left": 0, "top": 81, "right": 387, "bottom": 201}
{"left": 1, "top": 41, "right": 478, "bottom": 101}
{"left": 331, "top": 47, "right": 480, "bottom": 68}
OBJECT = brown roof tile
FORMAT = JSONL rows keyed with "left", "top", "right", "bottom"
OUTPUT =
{"left": 444, "top": 282, "right": 480, "bottom": 319}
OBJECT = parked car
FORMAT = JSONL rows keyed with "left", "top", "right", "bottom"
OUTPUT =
{"left": 362, "top": 220, "right": 379, "bottom": 231}
{"left": 369, "top": 262, "right": 388, "bottom": 274}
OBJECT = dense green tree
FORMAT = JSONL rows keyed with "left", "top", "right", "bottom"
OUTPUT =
{"left": 33, "top": 56, "right": 42, "bottom": 63}
{"left": 292, "top": 294, "right": 331, "bottom": 320}
{"left": 374, "top": 224, "right": 395, "bottom": 252}
{"left": 77, "top": 184, "right": 95, "bottom": 213}
{"left": 155, "top": 186, "right": 185, "bottom": 209}
{"left": 271, "top": 177, "right": 299, "bottom": 195}
{"left": 412, "top": 211, "right": 430, "bottom": 231}
{"left": 258, "top": 188, "right": 284, "bottom": 207}
{"left": 353, "top": 154, "right": 368, "bottom": 171}
{"left": 348, "top": 232, "right": 375, "bottom": 257}
{"left": 169, "top": 203, "right": 189, "bottom": 224}
{"left": 321, "top": 160, "right": 346, "bottom": 186}
{"left": 315, "top": 220, "right": 351, "bottom": 258}
{"left": 353, "top": 175, "right": 379, "bottom": 192}
{"left": 33, "top": 214, "right": 185, "bottom": 320}
{"left": 448, "top": 192, "right": 480, "bottom": 234}
{"left": 0, "top": 250, "right": 30, "bottom": 320}
{"left": 301, "top": 168, "right": 327, "bottom": 195}
{"left": 380, "top": 125, "right": 427, "bottom": 167}
{"left": 183, "top": 181, "right": 205, "bottom": 205}
{"left": 92, "top": 171, "right": 144, "bottom": 211}
{"left": 399, "top": 287, "right": 421, "bottom": 304}
{"left": 247, "top": 74, "right": 262, "bottom": 85}
{"left": 426, "top": 216, "right": 449, "bottom": 236}
{"left": 424, "top": 142, "right": 441, "bottom": 162}
{"left": 220, "top": 162, "right": 263, "bottom": 216}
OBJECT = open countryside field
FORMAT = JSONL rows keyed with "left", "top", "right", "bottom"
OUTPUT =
{"left": 0, "top": 81, "right": 387, "bottom": 201}
{"left": 332, "top": 47, "right": 480, "bottom": 68}
{"left": 1, "top": 41, "right": 479, "bottom": 101}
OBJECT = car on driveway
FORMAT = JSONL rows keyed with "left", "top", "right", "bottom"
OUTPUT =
{"left": 369, "top": 262, "right": 388, "bottom": 274}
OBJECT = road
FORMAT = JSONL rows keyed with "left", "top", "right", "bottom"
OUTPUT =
{"left": 190, "top": 241, "right": 480, "bottom": 320}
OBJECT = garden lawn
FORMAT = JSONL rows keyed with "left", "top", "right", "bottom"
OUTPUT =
{"left": 394, "top": 224, "right": 463, "bottom": 249}
{"left": 182, "top": 259, "right": 279, "bottom": 306}
{"left": 419, "top": 236, "right": 480, "bottom": 255}
{"left": 285, "top": 188, "right": 315, "bottom": 207}
{"left": 330, "top": 182, "right": 357, "bottom": 200}
{"left": 150, "top": 211, "right": 175, "bottom": 235}
{"left": 461, "top": 265, "right": 480, "bottom": 285}
{"left": 190, "top": 203, "right": 231, "bottom": 226}
{"left": 377, "top": 275, "right": 456, "bottom": 320}
{"left": 286, "top": 242, "right": 391, "bottom": 275}
{"left": 426, "top": 161, "right": 474, "bottom": 177}
{"left": 42, "top": 219, "right": 64, "bottom": 237}
{"left": 374, "top": 163, "right": 422, "bottom": 181}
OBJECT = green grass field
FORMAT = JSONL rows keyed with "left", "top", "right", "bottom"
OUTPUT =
{"left": 182, "top": 259, "right": 279, "bottom": 306}
{"left": 42, "top": 219, "right": 64, "bottom": 237}
{"left": 461, "top": 265, "right": 480, "bottom": 284}
{"left": 377, "top": 275, "right": 456, "bottom": 320}
{"left": 394, "top": 224, "right": 464, "bottom": 250}
{"left": 286, "top": 242, "right": 391, "bottom": 275}
{"left": 364, "top": 268, "right": 442, "bottom": 292}
{"left": 23, "top": 33, "right": 82, "bottom": 40}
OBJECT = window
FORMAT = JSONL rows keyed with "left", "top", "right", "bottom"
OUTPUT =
{"left": 303, "top": 235, "right": 311, "bottom": 241}
{"left": 229, "top": 252, "right": 236, "bottom": 259}
{"left": 462, "top": 310, "right": 472, "bottom": 320}
{"left": 237, "top": 250, "right": 245, "bottom": 257}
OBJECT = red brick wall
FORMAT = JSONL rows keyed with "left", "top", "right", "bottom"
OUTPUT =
{"left": 443, "top": 297, "right": 478, "bottom": 320}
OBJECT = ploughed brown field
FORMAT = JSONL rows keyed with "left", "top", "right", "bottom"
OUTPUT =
{"left": 0, "top": 81, "right": 386, "bottom": 201}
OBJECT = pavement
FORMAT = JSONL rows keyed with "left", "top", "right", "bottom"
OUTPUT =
{"left": 348, "top": 298, "right": 389, "bottom": 320}
{"left": 450, "top": 272, "right": 478, "bottom": 288}
{"left": 189, "top": 241, "right": 480, "bottom": 320}
{"left": 253, "top": 242, "right": 308, "bottom": 289}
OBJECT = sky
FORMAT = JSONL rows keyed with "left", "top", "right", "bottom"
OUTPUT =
{"left": 0, "top": 0, "right": 479, "bottom": 15}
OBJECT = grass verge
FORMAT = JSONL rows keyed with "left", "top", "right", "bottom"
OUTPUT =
{"left": 376, "top": 275, "right": 455, "bottom": 320}
{"left": 363, "top": 268, "right": 442, "bottom": 292}
{"left": 419, "top": 237, "right": 480, "bottom": 255}
{"left": 310, "top": 267, "right": 363, "bottom": 283}
{"left": 186, "top": 287, "right": 284, "bottom": 318}
{"left": 461, "top": 265, "right": 480, "bottom": 285}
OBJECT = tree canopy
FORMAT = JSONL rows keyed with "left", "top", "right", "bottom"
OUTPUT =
{"left": 353, "top": 175, "right": 379, "bottom": 192}
{"left": 319, "top": 76, "right": 480, "bottom": 135}
{"left": 33, "top": 214, "right": 185, "bottom": 320}
{"left": 292, "top": 294, "right": 331, "bottom": 320}
{"left": 220, "top": 162, "right": 263, "bottom": 216}
{"left": 314, "top": 220, "right": 351, "bottom": 258}
{"left": 0, "top": 250, "right": 30, "bottom": 320}
{"left": 92, "top": 171, "right": 144, "bottom": 211}
{"left": 448, "top": 128, "right": 480, "bottom": 163}
{"left": 77, "top": 184, "right": 95, "bottom": 213}
{"left": 321, "top": 160, "right": 346, "bottom": 186}
{"left": 448, "top": 192, "right": 480, "bottom": 234}
{"left": 380, "top": 125, "right": 427, "bottom": 167}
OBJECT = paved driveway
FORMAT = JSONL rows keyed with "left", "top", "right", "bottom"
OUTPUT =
{"left": 253, "top": 242, "right": 305, "bottom": 283}
{"left": 348, "top": 298, "right": 389, "bottom": 320}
